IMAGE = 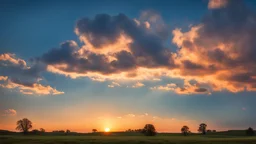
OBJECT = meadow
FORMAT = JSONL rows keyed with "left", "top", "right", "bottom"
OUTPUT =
{"left": 1, "top": 132, "right": 256, "bottom": 144}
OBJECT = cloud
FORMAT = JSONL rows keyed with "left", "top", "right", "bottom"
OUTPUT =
{"left": 0, "top": 76, "right": 8, "bottom": 81}
{"left": 4, "top": 0, "right": 256, "bottom": 95}
{"left": 208, "top": 0, "right": 228, "bottom": 9}
{"left": 132, "top": 82, "right": 145, "bottom": 88}
{"left": 0, "top": 53, "right": 63, "bottom": 95}
{"left": 125, "top": 114, "right": 136, "bottom": 117}
{"left": 108, "top": 82, "right": 121, "bottom": 88}
{"left": 151, "top": 81, "right": 210, "bottom": 95}
{"left": 0, "top": 53, "right": 27, "bottom": 68}
{"left": 171, "top": 0, "right": 256, "bottom": 93}
{"left": 36, "top": 13, "right": 175, "bottom": 81}
{"left": 2, "top": 109, "right": 17, "bottom": 116}
{"left": 0, "top": 79, "right": 64, "bottom": 95}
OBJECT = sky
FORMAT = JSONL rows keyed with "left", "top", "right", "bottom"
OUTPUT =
{"left": 1, "top": 0, "right": 256, "bottom": 133}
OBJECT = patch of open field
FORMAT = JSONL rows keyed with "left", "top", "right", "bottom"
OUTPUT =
{"left": 1, "top": 135, "right": 256, "bottom": 144}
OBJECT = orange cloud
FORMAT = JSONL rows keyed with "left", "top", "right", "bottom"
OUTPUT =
{"left": 0, "top": 76, "right": 8, "bottom": 81}
{"left": 0, "top": 53, "right": 27, "bottom": 68}
{"left": 2, "top": 109, "right": 17, "bottom": 116}
{"left": 108, "top": 82, "right": 121, "bottom": 88}
{"left": 151, "top": 81, "right": 210, "bottom": 95}
{"left": 132, "top": 82, "right": 145, "bottom": 88}
{"left": 208, "top": 0, "right": 228, "bottom": 9}
{"left": 0, "top": 80, "right": 64, "bottom": 95}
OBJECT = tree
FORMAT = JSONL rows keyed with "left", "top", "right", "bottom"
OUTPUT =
{"left": 207, "top": 130, "right": 212, "bottom": 133}
{"left": 16, "top": 118, "right": 32, "bottom": 134}
{"left": 40, "top": 128, "right": 45, "bottom": 133}
{"left": 92, "top": 129, "right": 97, "bottom": 133}
{"left": 181, "top": 126, "right": 189, "bottom": 136}
{"left": 142, "top": 124, "right": 156, "bottom": 136}
{"left": 198, "top": 123, "right": 207, "bottom": 135}
{"left": 66, "top": 129, "right": 71, "bottom": 134}
{"left": 32, "top": 129, "right": 40, "bottom": 134}
{"left": 246, "top": 127, "right": 255, "bottom": 136}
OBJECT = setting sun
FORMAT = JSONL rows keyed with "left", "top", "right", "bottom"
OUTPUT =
{"left": 105, "top": 128, "right": 110, "bottom": 132}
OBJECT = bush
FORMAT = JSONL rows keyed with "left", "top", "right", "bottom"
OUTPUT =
{"left": 246, "top": 127, "right": 255, "bottom": 136}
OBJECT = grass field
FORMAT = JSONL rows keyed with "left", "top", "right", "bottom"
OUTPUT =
{"left": 1, "top": 135, "right": 256, "bottom": 144}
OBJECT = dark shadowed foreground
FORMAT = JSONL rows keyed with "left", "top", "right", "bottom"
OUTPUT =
{"left": 1, "top": 135, "right": 256, "bottom": 144}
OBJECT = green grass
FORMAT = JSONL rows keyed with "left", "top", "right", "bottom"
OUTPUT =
{"left": 1, "top": 135, "right": 256, "bottom": 144}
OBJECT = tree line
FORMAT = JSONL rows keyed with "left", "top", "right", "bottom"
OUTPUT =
{"left": 15, "top": 118, "right": 255, "bottom": 136}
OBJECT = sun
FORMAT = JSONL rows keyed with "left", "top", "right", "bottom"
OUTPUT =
{"left": 104, "top": 127, "right": 110, "bottom": 132}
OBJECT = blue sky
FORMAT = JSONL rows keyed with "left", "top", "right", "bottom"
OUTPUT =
{"left": 1, "top": 0, "right": 256, "bottom": 132}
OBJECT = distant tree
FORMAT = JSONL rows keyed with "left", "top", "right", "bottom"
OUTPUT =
{"left": 66, "top": 129, "right": 71, "bottom": 134}
{"left": 198, "top": 123, "right": 207, "bottom": 135}
{"left": 212, "top": 130, "right": 216, "bottom": 133}
{"left": 32, "top": 129, "right": 40, "bottom": 134}
{"left": 92, "top": 129, "right": 97, "bottom": 133}
{"left": 207, "top": 130, "right": 212, "bottom": 133}
{"left": 142, "top": 124, "right": 156, "bottom": 136}
{"left": 181, "top": 126, "right": 189, "bottom": 136}
{"left": 246, "top": 127, "right": 255, "bottom": 136}
{"left": 16, "top": 118, "right": 33, "bottom": 134}
{"left": 135, "top": 129, "right": 143, "bottom": 133}
{"left": 53, "top": 130, "right": 65, "bottom": 133}
{"left": 40, "top": 128, "right": 45, "bottom": 133}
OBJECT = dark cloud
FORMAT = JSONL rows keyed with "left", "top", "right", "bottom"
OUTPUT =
{"left": 0, "top": 53, "right": 63, "bottom": 95}
{"left": 194, "top": 87, "right": 208, "bottom": 93}
{"left": 110, "top": 51, "right": 136, "bottom": 70}
{"left": 172, "top": 0, "right": 256, "bottom": 92}
{"left": 76, "top": 13, "right": 175, "bottom": 67}
{"left": 182, "top": 60, "right": 204, "bottom": 70}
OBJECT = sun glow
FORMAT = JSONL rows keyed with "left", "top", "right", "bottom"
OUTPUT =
{"left": 104, "top": 128, "right": 110, "bottom": 132}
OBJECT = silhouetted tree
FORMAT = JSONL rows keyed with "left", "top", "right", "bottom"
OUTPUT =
{"left": 198, "top": 123, "right": 207, "bottom": 135}
{"left": 92, "top": 129, "right": 97, "bottom": 133}
{"left": 16, "top": 118, "right": 32, "bottom": 134}
{"left": 32, "top": 129, "right": 40, "bottom": 134}
{"left": 40, "top": 128, "right": 45, "bottom": 133}
{"left": 53, "top": 130, "right": 65, "bottom": 133}
{"left": 66, "top": 129, "right": 71, "bottom": 134}
{"left": 207, "top": 130, "right": 212, "bottom": 133}
{"left": 135, "top": 129, "right": 143, "bottom": 132}
{"left": 181, "top": 126, "right": 189, "bottom": 136}
{"left": 142, "top": 124, "right": 156, "bottom": 136}
{"left": 246, "top": 127, "right": 255, "bottom": 136}
{"left": 212, "top": 130, "right": 216, "bottom": 133}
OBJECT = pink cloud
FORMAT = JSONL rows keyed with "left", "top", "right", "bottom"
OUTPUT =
{"left": 2, "top": 109, "right": 17, "bottom": 116}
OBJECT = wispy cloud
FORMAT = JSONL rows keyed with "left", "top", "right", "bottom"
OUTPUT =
{"left": 132, "top": 82, "right": 145, "bottom": 88}
{"left": 2, "top": 109, "right": 17, "bottom": 116}
{"left": 108, "top": 82, "right": 121, "bottom": 88}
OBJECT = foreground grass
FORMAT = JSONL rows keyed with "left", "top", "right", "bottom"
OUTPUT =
{"left": 1, "top": 135, "right": 256, "bottom": 144}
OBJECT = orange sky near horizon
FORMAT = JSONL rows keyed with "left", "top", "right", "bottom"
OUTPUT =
{"left": 0, "top": 113, "right": 228, "bottom": 133}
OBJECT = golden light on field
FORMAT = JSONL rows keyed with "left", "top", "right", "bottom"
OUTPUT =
{"left": 105, "top": 127, "right": 110, "bottom": 132}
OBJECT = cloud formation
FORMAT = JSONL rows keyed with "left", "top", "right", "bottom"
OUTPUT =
{"left": 172, "top": 0, "right": 256, "bottom": 92}
{"left": 151, "top": 81, "right": 210, "bottom": 95}
{"left": 2, "top": 109, "right": 17, "bottom": 116}
{"left": 0, "top": 53, "right": 63, "bottom": 95}
{"left": 36, "top": 13, "right": 175, "bottom": 81}
{"left": 3, "top": 0, "right": 256, "bottom": 95}
{"left": 108, "top": 82, "right": 121, "bottom": 88}
{"left": 132, "top": 82, "right": 145, "bottom": 88}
